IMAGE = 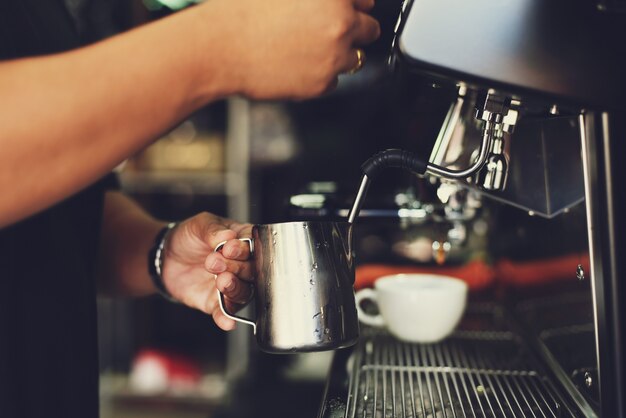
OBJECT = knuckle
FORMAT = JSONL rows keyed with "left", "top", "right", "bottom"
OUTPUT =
{"left": 204, "top": 254, "right": 213, "bottom": 268}
{"left": 197, "top": 211, "right": 211, "bottom": 221}
{"left": 327, "top": 14, "right": 353, "bottom": 41}
{"left": 233, "top": 261, "right": 246, "bottom": 276}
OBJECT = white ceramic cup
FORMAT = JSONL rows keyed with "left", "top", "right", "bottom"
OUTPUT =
{"left": 355, "top": 273, "right": 468, "bottom": 343}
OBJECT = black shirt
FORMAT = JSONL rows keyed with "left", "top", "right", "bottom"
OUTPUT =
{"left": 0, "top": 1, "right": 107, "bottom": 416}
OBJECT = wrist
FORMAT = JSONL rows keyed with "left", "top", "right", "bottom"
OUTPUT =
{"left": 188, "top": 1, "right": 245, "bottom": 101}
{"left": 148, "top": 222, "right": 178, "bottom": 301}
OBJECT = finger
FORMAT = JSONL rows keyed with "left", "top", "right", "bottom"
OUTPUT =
{"left": 198, "top": 280, "right": 236, "bottom": 330}
{"left": 351, "top": 13, "right": 381, "bottom": 46}
{"left": 216, "top": 272, "right": 254, "bottom": 305}
{"left": 212, "top": 309, "right": 236, "bottom": 331}
{"left": 354, "top": 0, "right": 375, "bottom": 12}
{"left": 221, "top": 239, "right": 252, "bottom": 261}
{"left": 204, "top": 252, "right": 254, "bottom": 280}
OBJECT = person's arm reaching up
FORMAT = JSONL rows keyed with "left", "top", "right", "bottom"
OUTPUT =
{"left": 0, "top": 0, "right": 380, "bottom": 227}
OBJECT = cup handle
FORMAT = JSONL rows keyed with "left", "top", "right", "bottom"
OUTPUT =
{"left": 354, "top": 288, "right": 385, "bottom": 327}
{"left": 214, "top": 238, "right": 257, "bottom": 334}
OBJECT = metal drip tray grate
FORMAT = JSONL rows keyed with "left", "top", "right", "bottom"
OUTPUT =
{"left": 345, "top": 329, "right": 576, "bottom": 418}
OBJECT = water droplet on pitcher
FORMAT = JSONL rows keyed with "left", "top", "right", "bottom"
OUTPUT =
{"left": 311, "top": 262, "right": 318, "bottom": 271}
{"left": 272, "top": 239, "right": 276, "bottom": 245}
{"left": 303, "top": 224, "right": 308, "bottom": 229}
{"left": 328, "top": 398, "right": 343, "bottom": 412}
{"left": 309, "top": 279, "right": 316, "bottom": 285}
{"left": 272, "top": 231, "right": 278, "bottom": 236}
{"left": 324, "top": 328, "right": 330, "bottom": 334}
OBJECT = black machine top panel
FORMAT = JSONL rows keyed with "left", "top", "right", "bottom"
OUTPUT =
{"left": 396, "top": 0, "right": 626, "bottom": 109}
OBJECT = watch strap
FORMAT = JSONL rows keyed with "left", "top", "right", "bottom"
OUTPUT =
{"left": 148, "top": 222, "right": 177, "bottom": 301}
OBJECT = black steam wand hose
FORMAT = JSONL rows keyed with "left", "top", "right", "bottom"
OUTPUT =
{"left": 347, "top": 149, "right": 427, "bottom": 224}
{"left": 346, "top": 131, "right": 494, "bottom": 224}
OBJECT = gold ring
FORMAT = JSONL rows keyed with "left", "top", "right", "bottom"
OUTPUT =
{"left": 347, "top": 48, "right": 366, "bottom": 75}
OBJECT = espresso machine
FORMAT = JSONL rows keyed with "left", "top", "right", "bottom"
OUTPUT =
{"left": 313, "top": 0, "right": 626, "bottom": 416}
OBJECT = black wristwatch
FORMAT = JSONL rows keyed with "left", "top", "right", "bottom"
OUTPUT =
{"left": 148, "top": 222, "right": 177, "bottom": 301}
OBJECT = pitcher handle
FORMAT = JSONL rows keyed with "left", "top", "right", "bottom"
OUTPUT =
{"left": 214, "top": 238, "right": 257, "bottom": 334}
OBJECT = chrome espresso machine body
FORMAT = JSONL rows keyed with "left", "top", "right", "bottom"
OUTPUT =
{"left": 318, "top": 0, "right": 626, "bottom": 417}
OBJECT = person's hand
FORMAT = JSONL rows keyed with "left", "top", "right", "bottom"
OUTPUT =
{"left": 197, "top": 0, "right": 381, "bottom": 100}
{"left": 160, "top": 212, "right": 253, "bottom": 330}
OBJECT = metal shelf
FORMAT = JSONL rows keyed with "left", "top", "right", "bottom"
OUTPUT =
{"left": 345, "top": 329, "right": 576, "bottom": 418}
{"left": 118, "top": 170, "right": 227, "bottom": 195}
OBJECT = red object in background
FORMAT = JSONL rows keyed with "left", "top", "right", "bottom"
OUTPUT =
{"left": 496, "top": 253, "right": 590, "bottom": 287}
{"left": 355, "top": 259, "right": 496, "bottom": 291}
{"left": 129, "top": 348, "right": 202, "bottom": 394}
{"left": 355, "top": 253, "right": 590, "bottom": 291}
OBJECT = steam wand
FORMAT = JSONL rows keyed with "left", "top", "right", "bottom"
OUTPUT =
{"left": 347, "top": 89, "right": 521, "bottom": 222}
{"left": 347, "top": 124, "right": 496, "bottom": 223}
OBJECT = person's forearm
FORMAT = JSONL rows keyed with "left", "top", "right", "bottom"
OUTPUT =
{"left": 0, "top": 0, "right": 380, "bottom": 228}
{"left": 0, "top": 4, "right": 234, "bottom": 227}
{"left": 97, "top": 191, "right": 165, "bottom": 296}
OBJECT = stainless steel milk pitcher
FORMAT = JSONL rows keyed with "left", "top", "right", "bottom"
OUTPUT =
{"left": 217, "top": 221, "right": 359, "bottom": 353}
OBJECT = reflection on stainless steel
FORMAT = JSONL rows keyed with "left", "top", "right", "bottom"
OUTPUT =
{"left": 423, "top": 88, "right": 584, "bottom": 218}
{"left": 424, "top": 120, "right": 493, "bottom": 180}
{"left": 343, "top": 328, "right": 578, "bottom": 418}
{"left": 578, "top": 113, "right": 605, "bottom": 412}
{"left": 425, "top": 89, "right": 519, "bottom": 193}
{"left": 251, "top": 221, "right": 359, "bottom": 353}
{"left": 475, "top": 115, "right": 584, "bottom": 218}
{"left": 475, "top": 132, "right": 508, "bottom": 191}
{"left": 429, "top": 86, "right": 468, "bottom": 167}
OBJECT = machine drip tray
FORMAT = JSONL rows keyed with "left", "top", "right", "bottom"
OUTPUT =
{"left": 319, "top": 306, "right": 586, "bottom": 418}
